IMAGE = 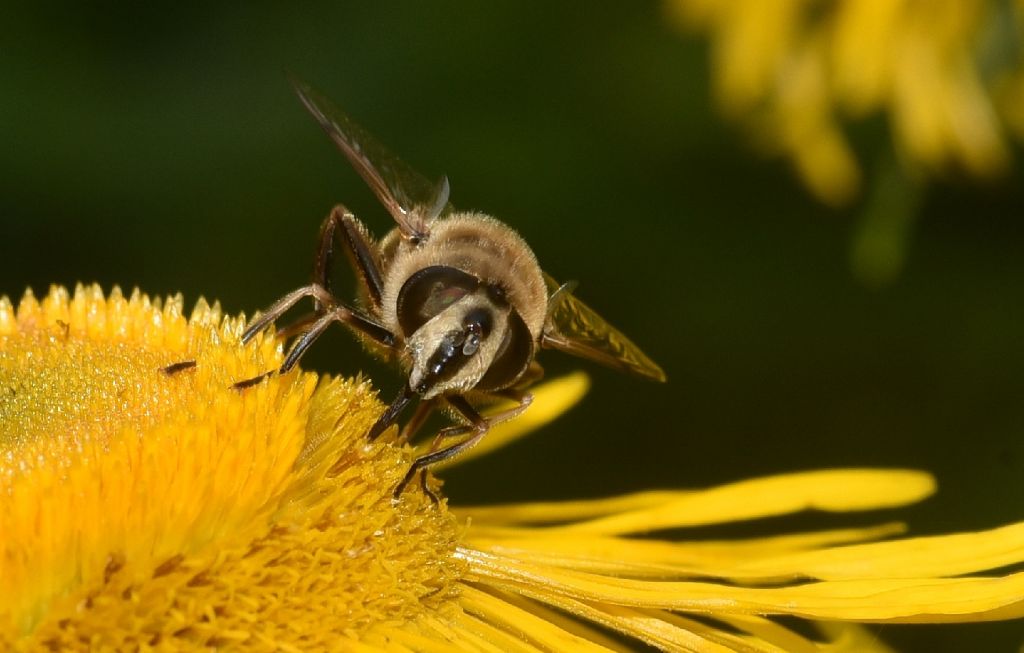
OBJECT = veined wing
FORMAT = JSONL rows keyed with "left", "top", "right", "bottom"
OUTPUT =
{"left": 290, "top": 75, "right": 452, "bottom": 241}
{"left": 541, "top": 273, "right": 666, "bottom": 382}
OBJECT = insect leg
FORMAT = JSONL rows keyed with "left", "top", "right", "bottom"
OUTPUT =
{"left": 272, "top": 312, "right": 320, "bottom": 342}
{"left": 161, "top": 360, "right": 197, "bottom": 375}
{"left": 316, "top": 205, "right": 385, "bottom": 311}
{"left": 425, "top": 390, "right": 533, "bottom": 451}
{"left": 240, "top": 284, "right": 336, "bottom": 344}
{"left": 393, "top": 392, "right": 532, "bottom": 499}
{"left": 277, "top": 311, "right": 338, "bottom": 374}
{"left": 398, "top": 397, "right": 438, "bottom": 443}
{"left": 482, "top": 389, "right": 534, "bottom": 428}
{"left": 280, "top": 305, "right": 395, "bottom": 373}
{"left": 393, "top": 396, "right": 487, "bottom": 499}
{"left": 368, "top": 385, "right": 417, "bottom": 441}
{"left": 235, "top": 295, "right": 395, "bottom": 389}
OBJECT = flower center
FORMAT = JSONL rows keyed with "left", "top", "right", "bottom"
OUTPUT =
{"left": 0, "top": 285, "right": 463, "bottom": 649}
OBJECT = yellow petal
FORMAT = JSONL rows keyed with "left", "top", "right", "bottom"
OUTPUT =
{"left": 459, "top": 548, "right": 1024, "bottom": 623}
{"left": 831, "top": 0, "right": 905, "bottom": 115}
{"left": 465, "top": 523, "right": 907, "bottom": 579}
{"left": 789, "top": 121, "right": 861, "bottom": 207}
{"left": 458, "top": 585, "right": 613, "bottom": 652}
{"left": 735, "top": 521, "right": 1024, "bottom": 581}
{"left": 713, "top": 0, "right": 806, "bottom": 113}
{"left": 941, "top": 59, "right": 1009, "bottom": 176}
{"left": 458, "top": 469, "right": 935, "bottom": 534}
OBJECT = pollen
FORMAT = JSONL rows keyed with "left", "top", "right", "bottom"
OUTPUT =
{"left": 0, "top": 284, "right": 461, "bottom": 651}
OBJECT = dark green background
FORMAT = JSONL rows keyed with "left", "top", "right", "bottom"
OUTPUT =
{"left": 3, "top": 3, "right": 1023, "bottom": 650}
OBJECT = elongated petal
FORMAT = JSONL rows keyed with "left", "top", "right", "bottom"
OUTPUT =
{"left": 458, "top": 469, "right": 935, "bottom": 534}
{"left": 459, "top": 548, "right": 1024, "bottom": 623}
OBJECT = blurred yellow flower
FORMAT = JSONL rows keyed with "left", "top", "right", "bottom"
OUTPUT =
{"left": 668, "top": 0, "right": 1024, "bottom": 207}
{"left": 4, "top": 284, "right": 1024, "bottom": 651}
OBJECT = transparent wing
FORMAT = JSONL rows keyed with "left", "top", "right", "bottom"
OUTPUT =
{"left": 541, "top": 273, "right": 666, "bottom": 382}
{"left": 290, "top": 75, "right": 452, "bottom": 240}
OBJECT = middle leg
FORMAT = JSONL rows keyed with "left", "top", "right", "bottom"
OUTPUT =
{"left": 315, "top": 205, "right": 385, "bottom": 311}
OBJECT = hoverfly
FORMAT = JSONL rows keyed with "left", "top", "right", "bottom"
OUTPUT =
{"left": 239, "top": 77, "right": 666, "bottom": 498}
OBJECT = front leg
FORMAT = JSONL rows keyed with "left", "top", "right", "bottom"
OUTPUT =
{"left": 240, "top": 283, "right": 336, "bottom": 345}
{"left": 279, "top": 304, "right": 395, "bottom": 373}
{"left": 235, "top": 284, "right": 395, "bottom": 388}
{"left": 234, "top": 207, "right": 391, "bottom": 389}
{"left": 243, "top": 206, "right": 383, "bottom": 344}
{"left": 394, "top": 391, "right": 533, "bottom": 500}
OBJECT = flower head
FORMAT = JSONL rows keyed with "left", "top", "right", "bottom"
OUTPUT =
{"left": 668, "top": 0, "right": 1024, "bottom": 207}
{"left": 3, "top": 285, "right": 1024, "bottom": 651}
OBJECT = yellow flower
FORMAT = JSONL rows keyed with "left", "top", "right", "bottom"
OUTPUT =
{"left": 3, "top": 284, "right": 1024, "bottom": 651}
{"left": 667, "top": 0, "right": 1024, "bottom": 207}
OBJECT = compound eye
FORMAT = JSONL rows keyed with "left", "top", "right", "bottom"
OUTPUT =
{"left": 397, "top": 266, "right": 479, "bottom": 335}
{"left": 477, "top": 309, "right": 534, "bottom": 391}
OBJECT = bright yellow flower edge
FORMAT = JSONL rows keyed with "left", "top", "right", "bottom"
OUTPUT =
{"left": 2, "top": 285, "right": 1024, "bottom": 652}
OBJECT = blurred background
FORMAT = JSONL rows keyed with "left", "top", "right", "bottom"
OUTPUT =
{"left": 2, "top": 3, "right": 1022, "bottom": 649}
